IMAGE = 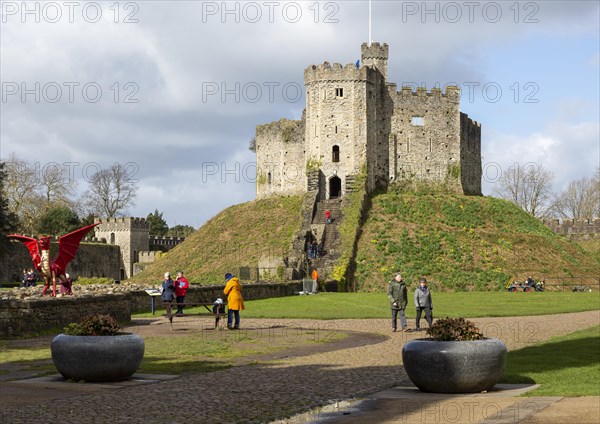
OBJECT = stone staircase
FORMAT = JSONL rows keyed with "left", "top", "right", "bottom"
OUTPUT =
{"left": 308, "top": 199, "right": 343, "bottom": 279}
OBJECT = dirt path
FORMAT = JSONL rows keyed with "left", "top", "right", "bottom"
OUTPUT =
{"left": 1, "top": 311, "right": 598, "bottom": 423}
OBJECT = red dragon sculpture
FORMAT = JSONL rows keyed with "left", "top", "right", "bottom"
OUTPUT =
{"left": 8, "top": 222, "right": 100, "bottom": 296}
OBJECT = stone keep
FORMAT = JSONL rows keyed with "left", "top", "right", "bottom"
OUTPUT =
{"left": 255, "top": 42, "right": 481, "bottom": 199}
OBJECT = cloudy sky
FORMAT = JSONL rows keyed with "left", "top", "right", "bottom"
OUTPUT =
{"left": 1, "top": 1, "right": 598, "bottom": 228}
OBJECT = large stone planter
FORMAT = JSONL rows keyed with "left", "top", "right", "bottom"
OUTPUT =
{"left": 51, "top": 333, "right": 145, "bottom": 382}
{"left": 402, "top": 338, "right": 506, "bottom": 393}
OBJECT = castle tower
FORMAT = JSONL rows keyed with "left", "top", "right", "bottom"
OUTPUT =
{"left": 304, "top": 63, "right": 369, "bottom": 197}
{"left": 303, "top": 43, "right": 389, "bottom": 197}
{"left": 94, "top": 218, "right": 149, "bottom": 280}
{"left": 361, "top": 42, "right": 389, "bottom": 81}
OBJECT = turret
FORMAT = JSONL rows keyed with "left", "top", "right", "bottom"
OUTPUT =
{"left": 361, "top": 42, "right": 389, "bottom": 81}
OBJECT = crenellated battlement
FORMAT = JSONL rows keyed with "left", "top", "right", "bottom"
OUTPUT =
{"left": 149, "top": 235, "right": 185, "bottom": 249}
{"left": 543, "top": 218, "right": 600, "bottom": 238}
{"left": 304, "top": 63, "right": 375, "bottom": 84}
{"left": 95, "top": 217, "right": 149, "bottom": 231}
{"left": 138, "top": 250, "right": 162, "bottom": 263}
{"left": 361, "top": 42, "right": 389, "bottom": 59}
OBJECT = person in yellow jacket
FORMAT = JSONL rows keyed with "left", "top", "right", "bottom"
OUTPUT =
{"left": 224, "top": 272, "right": 245, "bottom": 329}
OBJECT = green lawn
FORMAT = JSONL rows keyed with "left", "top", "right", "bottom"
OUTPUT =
{"left": 238, "top": 292, "right": 599, "bottom": 320}
{"left": 134, "top": 292, "right": 599, "bottom": 320}
{"left": 501, "top": 325, "right": 600, "bottom": 396}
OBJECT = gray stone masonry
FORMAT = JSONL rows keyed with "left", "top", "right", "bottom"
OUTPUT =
{"left": 255, "top": 42, "right": 482, "bottom": 199}
{"left": 543, "top": 218, "right": 600, "bottom": 240}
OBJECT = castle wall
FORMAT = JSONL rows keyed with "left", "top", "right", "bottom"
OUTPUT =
{"left": 255, "top": 118, "right": 306, "bottom": 199}
{"left": 544, "top": 218, "right": 600, "bottom": 240}
{"left": 149, "top": 235, "right": 185, "bottom": 250}
{"left": 390, "top": 86, "right": 462, "bottom": 191}
{"left": 0, "top": 241, "right": 121, "bottom": 282}
{"left": 460, "top": 112, "right": 482, "bottom": 195}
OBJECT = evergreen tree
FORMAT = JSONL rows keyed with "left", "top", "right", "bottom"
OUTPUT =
{"left": 147, "top": 209, "right": 169, "bottom": 235}
{"left": 37, "top": 205, "right": 81, "bottom": 236}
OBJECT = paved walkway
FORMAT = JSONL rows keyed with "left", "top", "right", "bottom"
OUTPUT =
{"left": 1, "top": 311, "right": 599, "bottom": 423}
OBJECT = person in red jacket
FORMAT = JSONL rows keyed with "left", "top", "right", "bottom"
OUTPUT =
{"left": 174, "top": 271, "right": 189, "bottom": 315}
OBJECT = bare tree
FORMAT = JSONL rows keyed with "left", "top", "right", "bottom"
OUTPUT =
{"left": 84, "top": 163, "right": 137, "bottom": 218}
{"left": 2, "top": 154, "right": 44, "bottom": 232}
{"left": 552, "top": 175, "right": 599, "bottom": 220}
{"left": 38, "top": 162, "right": 77, "bottom": 205}
{"left": 2, "top": 154, "right": 80, "bottom": 232}
{"left": 494, "top": 162, "right": 554, "bottom": 217}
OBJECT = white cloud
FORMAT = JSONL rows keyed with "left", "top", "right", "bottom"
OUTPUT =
{"left": 1, "top": 1, "right": 598, "bottom": 226}
{"left": 483, "top": 121, "right": 600, "bottom": 194}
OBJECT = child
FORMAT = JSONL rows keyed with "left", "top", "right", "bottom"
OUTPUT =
{"left": 213, "top": 298, "right": 226, "bottom": 328}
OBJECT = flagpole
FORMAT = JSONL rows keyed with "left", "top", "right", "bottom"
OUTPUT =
{"left": 368, "top": 0, "right": 372, "bottom": 46}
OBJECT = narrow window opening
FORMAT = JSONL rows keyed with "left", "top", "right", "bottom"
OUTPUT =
{"left": 332, "top": 145, "right": 340, "bottom": 163}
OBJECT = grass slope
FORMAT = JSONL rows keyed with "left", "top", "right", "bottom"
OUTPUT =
{"left": 130, "top": 195, "right": 303, "bottom": 285}
{"left": 355, "top": 193, "right": 599, "bottom": 291}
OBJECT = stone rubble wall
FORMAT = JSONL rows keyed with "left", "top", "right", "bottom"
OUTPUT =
{"left": 0, "top": 282, "right": 303, "bottom": 338}
{"left": 0, "top": 293, "right": 131, "bottom": 338}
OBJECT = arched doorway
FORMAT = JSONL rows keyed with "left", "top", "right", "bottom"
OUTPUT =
{"left": 329, "top": 176, "right": 342, "bottom": 199}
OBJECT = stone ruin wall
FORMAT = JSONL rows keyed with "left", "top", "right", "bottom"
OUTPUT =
{"left": 255, "top": 118, "right": 306, "bottom": 199}
{"left": 389, "top": 86, "right": 462, "bottom": 191}
{"left": 460, "top": 112, "right": 482, "bottom": 195}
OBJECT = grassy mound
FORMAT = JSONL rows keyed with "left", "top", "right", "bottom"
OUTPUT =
{"left": 355, "top": 192, "right": 599, "bottom": 291}
{"left": 130, "top": 195, "right": 303, "bottom": 285}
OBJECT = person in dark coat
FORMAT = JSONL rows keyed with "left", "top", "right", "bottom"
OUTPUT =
{"left": 161, "top": 272, "right": 175, "bottom": 314}
{"left": 388, "top": 272, "right": 409, "bottom": 332}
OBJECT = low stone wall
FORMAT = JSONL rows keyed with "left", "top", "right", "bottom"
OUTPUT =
{"left": 0, "top": 282, "right": 305, "bottom": 338}
{"left": 130, "top": 281, "right": 303, "bottom": 313}
{"left": 0, "top": 293, "right": 131, "bottom": 339}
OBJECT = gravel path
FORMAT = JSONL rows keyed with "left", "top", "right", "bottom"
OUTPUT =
{"left": 1, "top": 311, "right": 598, "bottom": 423}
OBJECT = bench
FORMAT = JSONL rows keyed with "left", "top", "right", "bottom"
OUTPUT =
{"left": 161, "top": 302, "right": 228, "bottom": 330}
